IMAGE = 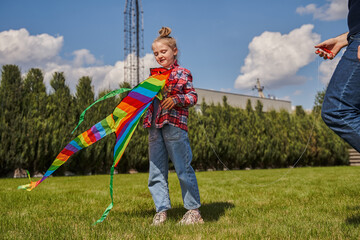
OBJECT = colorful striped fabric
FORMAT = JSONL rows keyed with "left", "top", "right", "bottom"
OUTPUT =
{"left": 113, "top": 74, "right": 170, "bottom": 166}
{"left": 18, "top": 114, "right": 117, "bottom": 190}
{"left": 18, "top": 69, "right": 171, "bottom": 224}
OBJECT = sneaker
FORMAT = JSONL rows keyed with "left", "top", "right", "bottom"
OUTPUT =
{"left": 178, "top": 209, "right": 204, "bottom": 225}
{"left": 151, "top": 211, "right": 167, "bottom": 226}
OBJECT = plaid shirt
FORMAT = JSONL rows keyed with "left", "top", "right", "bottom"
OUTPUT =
{"left": 143, "top": 61, "right": 197, "bottom": 131}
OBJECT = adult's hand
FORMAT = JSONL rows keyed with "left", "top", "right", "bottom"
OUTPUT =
{"left": 315, "top": 32, "right": 349, "bottom": 60}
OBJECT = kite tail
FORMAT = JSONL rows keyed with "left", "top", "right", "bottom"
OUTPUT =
{"left": 114, "top": 103, "right": 151, "bottom": 166}
{"left": 93, "top": 71, "right": 172, "bottom": 224}
{"left": 17, "top": 170, "right": 33, "bottom": 191}
{"left": 18, "top": 114, "right": 117, "bottom": 191}
{"left": 93, "top": 102, "right": 151, "bottom": 225}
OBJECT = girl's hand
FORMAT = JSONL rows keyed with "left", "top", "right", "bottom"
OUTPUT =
{"left": 161, "top": 97, "right": 175, "bottom": 110}
{"left": 358, "top": 45, "right": 360, "bottom": 61}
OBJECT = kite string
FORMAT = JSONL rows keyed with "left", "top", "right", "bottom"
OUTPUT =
{"left": 195, "top": 58, "right": 322, "bottom": 187}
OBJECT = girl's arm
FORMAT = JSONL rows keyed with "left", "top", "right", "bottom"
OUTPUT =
{"left": 171, "top": 71, "right": 197, "bottom": 108}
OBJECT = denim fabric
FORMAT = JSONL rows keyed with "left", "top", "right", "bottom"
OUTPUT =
{"left": 322, "top": 32, "right": 360, "bottom": 152}
{"left": 148, "top": 124, "right": 201, "bottom": 212}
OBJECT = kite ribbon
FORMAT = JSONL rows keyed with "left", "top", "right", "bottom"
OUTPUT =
{"left": 71, "top": 87, "right": 131, "bottom": 134}
{"left": 93, "top": 72, "right": 171, "bottom": 225}
{"left": 93, "top": 102, "right": 151, "bottom": 225}
{"left": 18, "top": 69, "right": 171, "bottom": 223}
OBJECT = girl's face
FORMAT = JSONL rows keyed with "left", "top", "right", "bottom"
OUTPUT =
{"left": 152, "top": 40, "right": 177, "bottom": 69}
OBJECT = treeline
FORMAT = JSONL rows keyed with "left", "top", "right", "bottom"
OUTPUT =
{"left": 189, "top": 98, "right": 348, "bottom": 170}
{"left": 0, "top": 65, "right": 349, "bottom": 177}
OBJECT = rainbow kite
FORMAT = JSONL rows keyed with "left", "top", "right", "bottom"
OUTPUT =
{"left": 18, "top": 68, "right": 172, "bottom": 225}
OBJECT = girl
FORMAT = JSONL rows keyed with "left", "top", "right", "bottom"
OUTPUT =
{"left": 143, "top": 27, "right": 203, "bottom": 225}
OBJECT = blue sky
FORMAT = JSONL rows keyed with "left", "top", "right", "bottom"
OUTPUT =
{"left": 0, "top": 0, "right": 348, "bottom": 109}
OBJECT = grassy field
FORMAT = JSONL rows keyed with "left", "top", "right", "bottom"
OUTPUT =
{"left": 1, "top": 166, "right": 360, "bottom": 239}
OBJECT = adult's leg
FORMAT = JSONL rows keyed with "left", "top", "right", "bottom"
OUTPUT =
{"left": 322, "top": 35, "right": 360, "bottom": 152}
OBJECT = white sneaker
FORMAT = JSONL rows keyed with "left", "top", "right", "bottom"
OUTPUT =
{"left": 178, "top": 209, "right": 204, "bottom": 225}
{"left": 152, "top": 211, "right": 167, "bottom": 226}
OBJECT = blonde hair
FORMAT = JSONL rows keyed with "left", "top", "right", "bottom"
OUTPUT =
{"left": 152, "top": 27, "right": 178, "bottom": 57}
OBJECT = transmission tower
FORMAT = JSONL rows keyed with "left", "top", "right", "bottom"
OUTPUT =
{"left": 124, "top": 0, "right": 144, "bottom": 87}
{"left": 253, "top": 78, "right": 265, "bottom": 98}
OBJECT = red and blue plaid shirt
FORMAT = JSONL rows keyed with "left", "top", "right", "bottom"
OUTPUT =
{"left": 143, "top": 61, "right": 197, "bottom": 131}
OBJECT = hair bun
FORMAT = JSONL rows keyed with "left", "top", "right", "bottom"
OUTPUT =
{"left": 159, "top": 27, "right": 172, "bottom": 38}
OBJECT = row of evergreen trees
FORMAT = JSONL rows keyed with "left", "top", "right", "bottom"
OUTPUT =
{"left": 0, "top": 65, "right": 349, "bottom": 177}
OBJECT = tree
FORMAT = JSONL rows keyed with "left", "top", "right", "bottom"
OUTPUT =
{"left": 0, "top": 65, "right": 24, "bottom": 175}
{"left": 313, "top": 88, "right": 326, "bottom": 113}
{"left": 255, "top": 100, "right": 264, "bottom": 117}
{"left": 246, "top": 99, "right": 253, "bottom": 114}
{"left": 295, "top": 105, "right": 306, "bottom": 117}
{"left": 75, "top": 76, "right": 94, "bottom": 110}
{"left": 46, "top": 72, "right": 75, "bottom": 174}
{"left": 22, "top": 68, "right": 48, "bottom": 174}
{"left": 68, "top": 76, "right": 95, "bottom": 174}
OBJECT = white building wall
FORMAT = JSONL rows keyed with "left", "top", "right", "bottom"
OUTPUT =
{"left": 195, "top": 88, "right": 291, "bottom": 112}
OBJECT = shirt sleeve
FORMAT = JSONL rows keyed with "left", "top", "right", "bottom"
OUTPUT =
{"left": 172, "top": 71, "right": 198, "bottom": 108}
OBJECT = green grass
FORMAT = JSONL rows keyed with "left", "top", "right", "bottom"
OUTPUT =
{"left": 1, "top": 166, "right": 360, "bottom": 239}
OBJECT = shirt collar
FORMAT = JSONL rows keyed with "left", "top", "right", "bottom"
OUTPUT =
{"left": 169, "top": 60, "right": 179, "bottom": 69}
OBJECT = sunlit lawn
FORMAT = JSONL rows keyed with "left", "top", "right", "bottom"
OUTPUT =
{"left": 1, "top": 166, "right": 360, "bottom": 239}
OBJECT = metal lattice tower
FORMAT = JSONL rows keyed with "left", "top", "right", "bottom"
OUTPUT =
{"left": 253, "top": 78, "right": 265, "bottom": 98}
{"left": 124, "top": 0, "right": 144, "bottom": 88}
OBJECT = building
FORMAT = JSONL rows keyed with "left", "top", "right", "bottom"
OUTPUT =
{"left": 196, "top": 88, "right": 291, "bottom": 112}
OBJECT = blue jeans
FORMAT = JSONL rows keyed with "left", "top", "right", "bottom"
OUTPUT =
{"left": 322, "top": 32, "right": 360, "bottom": 152}
{"left": 148, "top": 124, "right": 201, "bottom": 212}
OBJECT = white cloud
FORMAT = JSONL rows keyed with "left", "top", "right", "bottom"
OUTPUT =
{"left": 318, "top": 55, "right": 341, "bottom": 85}
{"left": 234, "top": 24, "right": 320, "bottom": 90}
{"left": 72, "top": 49, "right": 97, "bottom": 67}
{"left": 296, "top": 0, "right": 348, "bottom": 21}
{"left": 0, "top": 28, "right": 63, "bottom": 65}
{"left": 42, "top": 53, "right": 158, "bottom": 94}
{"left": 0, "top": 28, "right": 158, "bottom": 95}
